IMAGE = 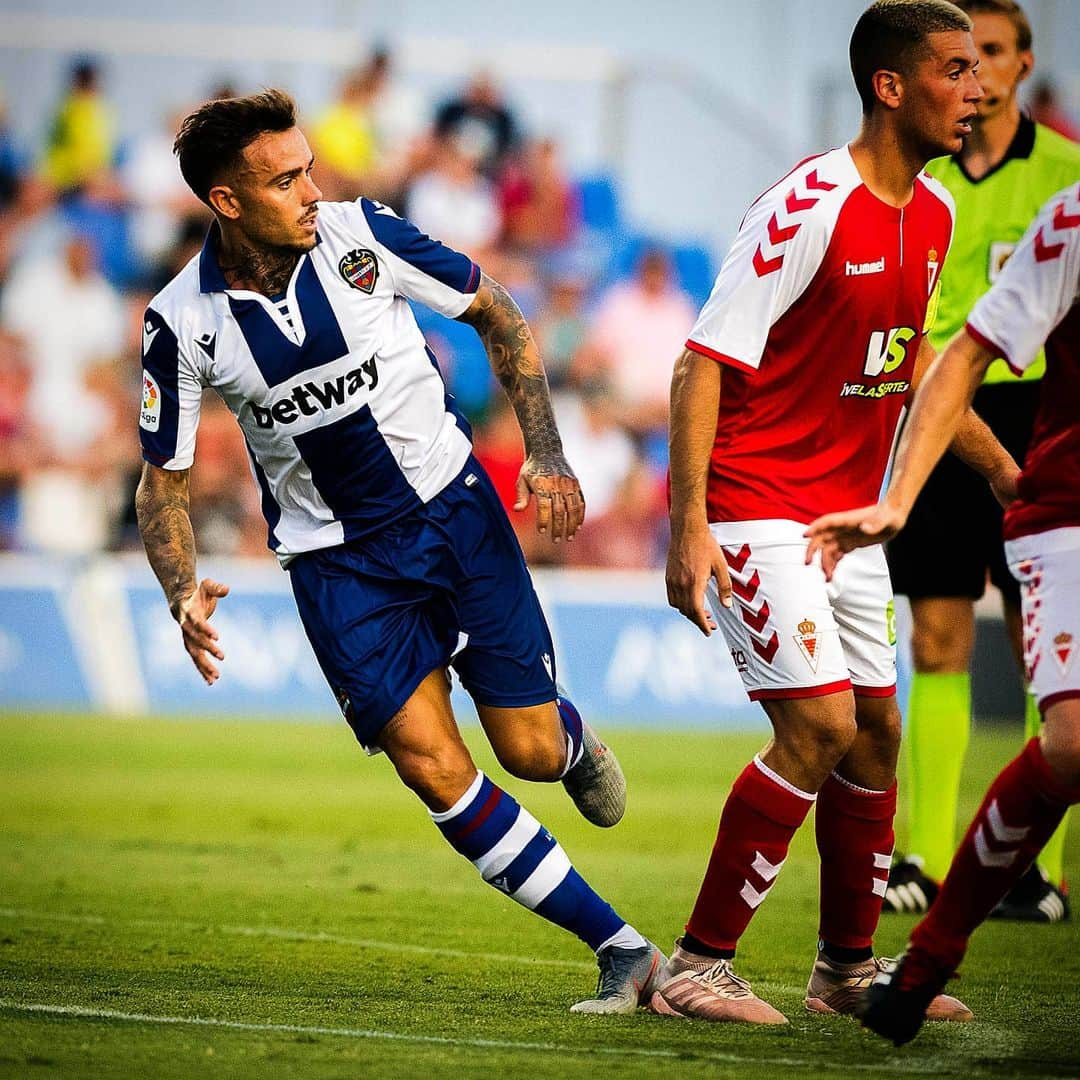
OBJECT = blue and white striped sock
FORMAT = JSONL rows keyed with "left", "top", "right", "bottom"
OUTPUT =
{"left": 431, "top": 771, "right": 628, "bottom": 951}
{"left": 556, "top": 694, "right": 585, "bottom": 778}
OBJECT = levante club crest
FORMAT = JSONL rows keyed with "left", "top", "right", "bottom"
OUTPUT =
{"left": 339, "top": 248, "right": 379, "bottom": 293}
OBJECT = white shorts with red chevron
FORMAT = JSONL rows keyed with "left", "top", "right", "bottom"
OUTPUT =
{"left": 1006, "top": 527, "right": 1080, "bottom": 712}
{"left": 706, "top": 519, "right": 896, "bottom": 702}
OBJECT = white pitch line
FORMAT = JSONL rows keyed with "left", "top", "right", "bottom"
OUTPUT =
{"left": 0, "top": 999, "right": 948, "bottom": 1074}
{"left": 0, "top": 908, "right": 593, "bottom": 971}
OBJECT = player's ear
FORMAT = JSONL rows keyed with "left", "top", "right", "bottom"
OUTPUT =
{"left": 208, "top": 183, "right": 241, "bottom": 220}
{"left": 872, "top": 68, "right": 903, "bottom": 111}
{"left": 1016, "top": 49, "right": 1034, "bottom": 84}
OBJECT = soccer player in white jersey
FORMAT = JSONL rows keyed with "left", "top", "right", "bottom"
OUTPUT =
{"left": 134, "top": 89, "right": 664, "bottom": 1014}
{"left": 654, "top": 0, "right": 1020, "bottom": 1024}
{"left": 806, "top": 182, "right": 1080, "bottom": 1045}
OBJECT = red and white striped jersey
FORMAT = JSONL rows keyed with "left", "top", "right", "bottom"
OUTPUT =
{"left": 687, "top": 146, "right": 955, "bottom": 524}
{"left": 967, "top": 183, "right": 1080, "bottom": 541}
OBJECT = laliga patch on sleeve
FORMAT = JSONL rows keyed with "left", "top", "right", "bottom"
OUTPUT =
{"left": 140, "top": 370, "right": 161, "bottom": 431}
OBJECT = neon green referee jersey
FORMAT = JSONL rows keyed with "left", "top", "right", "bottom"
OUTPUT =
{"left": 927, "top": 116, "right": 1080, "bottom": 384}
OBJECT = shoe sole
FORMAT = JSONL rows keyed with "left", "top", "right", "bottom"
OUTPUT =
{"left": 649, "top": 988, "right": 788, "bottom": 1024}
{"left": 806, "top": 993, "right": 971, "bottom": 1022}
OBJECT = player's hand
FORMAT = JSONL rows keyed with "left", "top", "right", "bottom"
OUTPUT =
{"left": 803, "top": 503, "right": 906, "bottom": 581}
{"left": 666, "top": 521, "right": 730, "bottom": 636}
{"left": 515, "top": 455, "right": 585, "bottom": 542}
{"left": 172, "top": 578, "right": 230, "bottom": 685}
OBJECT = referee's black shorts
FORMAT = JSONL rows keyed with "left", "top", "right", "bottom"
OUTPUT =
{"left": 886, "top": 381, "right": 1041, "bottom": 605}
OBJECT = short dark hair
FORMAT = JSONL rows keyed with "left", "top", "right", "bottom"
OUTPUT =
{"left": 850, "top": 0, "right": 973, "bottom": 114}
{"left": 173, "top": 88, "right": 297, "bottom": 204}
{"left": 952, "top": 0, "right": 1032, "bottom": 52}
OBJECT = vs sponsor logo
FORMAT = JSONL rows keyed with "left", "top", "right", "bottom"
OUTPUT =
{"left": 248, "top": 356, "right": 380, "bottom": 429}
{"left": 840, "top": 326, "right": 916, "bottom": 399}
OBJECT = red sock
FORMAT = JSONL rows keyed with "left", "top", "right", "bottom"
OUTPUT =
{"left": 913, "top": 739, "right": 1080, "bottom": 971}
{"left": 686, "top": 757, "right": 815, "bottom": 952}
{"left": 815, "top": 772, "right": 896, "bottom": 951}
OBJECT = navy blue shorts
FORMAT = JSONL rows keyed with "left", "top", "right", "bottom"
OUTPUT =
{"left": 287, "top": 458, "right": 558, "bottom": 748}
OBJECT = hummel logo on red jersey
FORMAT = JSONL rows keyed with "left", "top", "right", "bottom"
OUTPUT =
{"left": 845, "top": 258, "right": 885, "bottom": 277}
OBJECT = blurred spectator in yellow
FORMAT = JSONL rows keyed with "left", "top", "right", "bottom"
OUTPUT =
{"left": 584, "top": 247, "right": 695, "bottom": 439}
{"left": 499, "top": 138, "right": 580, "bottom": 253}
{"left": 434, "top": 72, "right": 519, "bottom": 177}
{"left": 42, "top": 58, "right": 117, "bottom": 194}
{"left": 311, "top": 68, "right": 379, "bottom": 201}
{"left": 406, "top": 131, "right": 500, "bottom": 259}
{"left": 1031, "top": 79, "right": 1080, "bottom": 142}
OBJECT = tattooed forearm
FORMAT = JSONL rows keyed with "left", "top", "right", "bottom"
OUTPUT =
{"left": 459, "top": 275, "right": 568, "bottom": 472}
{"left": 135, "top": 464, "right": 198, "bottom": 617}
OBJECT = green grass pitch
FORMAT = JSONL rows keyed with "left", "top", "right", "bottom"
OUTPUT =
{"left": 1, "top": 712, "right": 1078, "bottom": 1078}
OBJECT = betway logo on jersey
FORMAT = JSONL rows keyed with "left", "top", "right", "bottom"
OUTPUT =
{"left": 845, "top": 257, "right": 885, "bottom": 277}
{"left": 840, "top": 326, "right": 916, "bottom": 399}
{"left": 249, "top": 357, "right": 379, "bottom": 429}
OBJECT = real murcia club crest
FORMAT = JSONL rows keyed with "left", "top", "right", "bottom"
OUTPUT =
{"left": 794, "top": 618, "right": 820, "bottom": 673}
{"left": 1053, "top": 632, "right": 1075, "bottom": 677}
{"left": 339, "top": 248, "right": 379, "bottom": 293}
{"left": 927, "top": 247, "right": 940, "bottom": 294}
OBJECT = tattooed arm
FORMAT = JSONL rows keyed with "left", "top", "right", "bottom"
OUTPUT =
{"left": 458, "top": 273, "right": 584, "bottom": 541}
{"left": 135, "top": 462, "right": 230, "bottom": 684}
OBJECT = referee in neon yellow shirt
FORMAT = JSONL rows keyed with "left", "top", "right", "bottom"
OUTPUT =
{"left": 885, "top": 0, "right": 1080, "bottom": 922}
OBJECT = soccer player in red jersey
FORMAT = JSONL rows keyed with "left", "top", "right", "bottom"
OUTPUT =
{"left": 656, "top": 0, "right": 1018, "bottom": 1024}
{"left": 806, "top": 181, "right": 1080, "bottom": 1046}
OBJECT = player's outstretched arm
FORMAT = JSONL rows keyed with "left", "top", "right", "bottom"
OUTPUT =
{"left": 135, "top": 462, "right": 229, "bottom": 685}
{"left": 458, "top": 273, "right": 583, "bottom": 542}
{"left": 666, "top": 348, "right": 731, "bottom": 636}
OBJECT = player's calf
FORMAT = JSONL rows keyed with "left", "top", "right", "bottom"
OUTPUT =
{"left": 431, "top": 769, "right": 649, "bottom": 1006}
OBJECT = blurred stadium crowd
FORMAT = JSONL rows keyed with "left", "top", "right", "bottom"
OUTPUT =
{"left": 3, "top": 50, "right": 1075, "bottom": 569}
{"left": 0, "top": 49, "right": 726, "bottom": 569}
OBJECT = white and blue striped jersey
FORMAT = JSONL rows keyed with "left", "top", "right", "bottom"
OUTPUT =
{"left": 138, "top": 198, "right": 481, "bottom": 561}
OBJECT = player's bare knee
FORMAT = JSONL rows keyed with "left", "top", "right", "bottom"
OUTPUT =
{"left": 773, "top": 712, "right": 856, "bottom": 778}
{"left": 1040, "top": 708, "right": 1080, "bottom": 790}
{"left": 910, "top": 614, "right": 973, "bottom": 673}
{"left": 494, "top": 735, "right": 566, "bottom": 783}
{"left": 855, "top": 696, "right": 902, "bottom": 753}
{"left": 393, "top": 747, "right": 476, "bottom": 809}
{"left": 812, "top": 715, "right": 859, "bottom": 768}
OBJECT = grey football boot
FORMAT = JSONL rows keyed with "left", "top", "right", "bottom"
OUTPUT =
{"left": 561, "top": 721, "right": 627, "bottom": 827}
{"left": 571, "top": 941, "right": 667, "bottom": 1014}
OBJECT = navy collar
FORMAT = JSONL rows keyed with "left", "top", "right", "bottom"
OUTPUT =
{"left": 198, "top": 221, "right": 323, "bottom": 294}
